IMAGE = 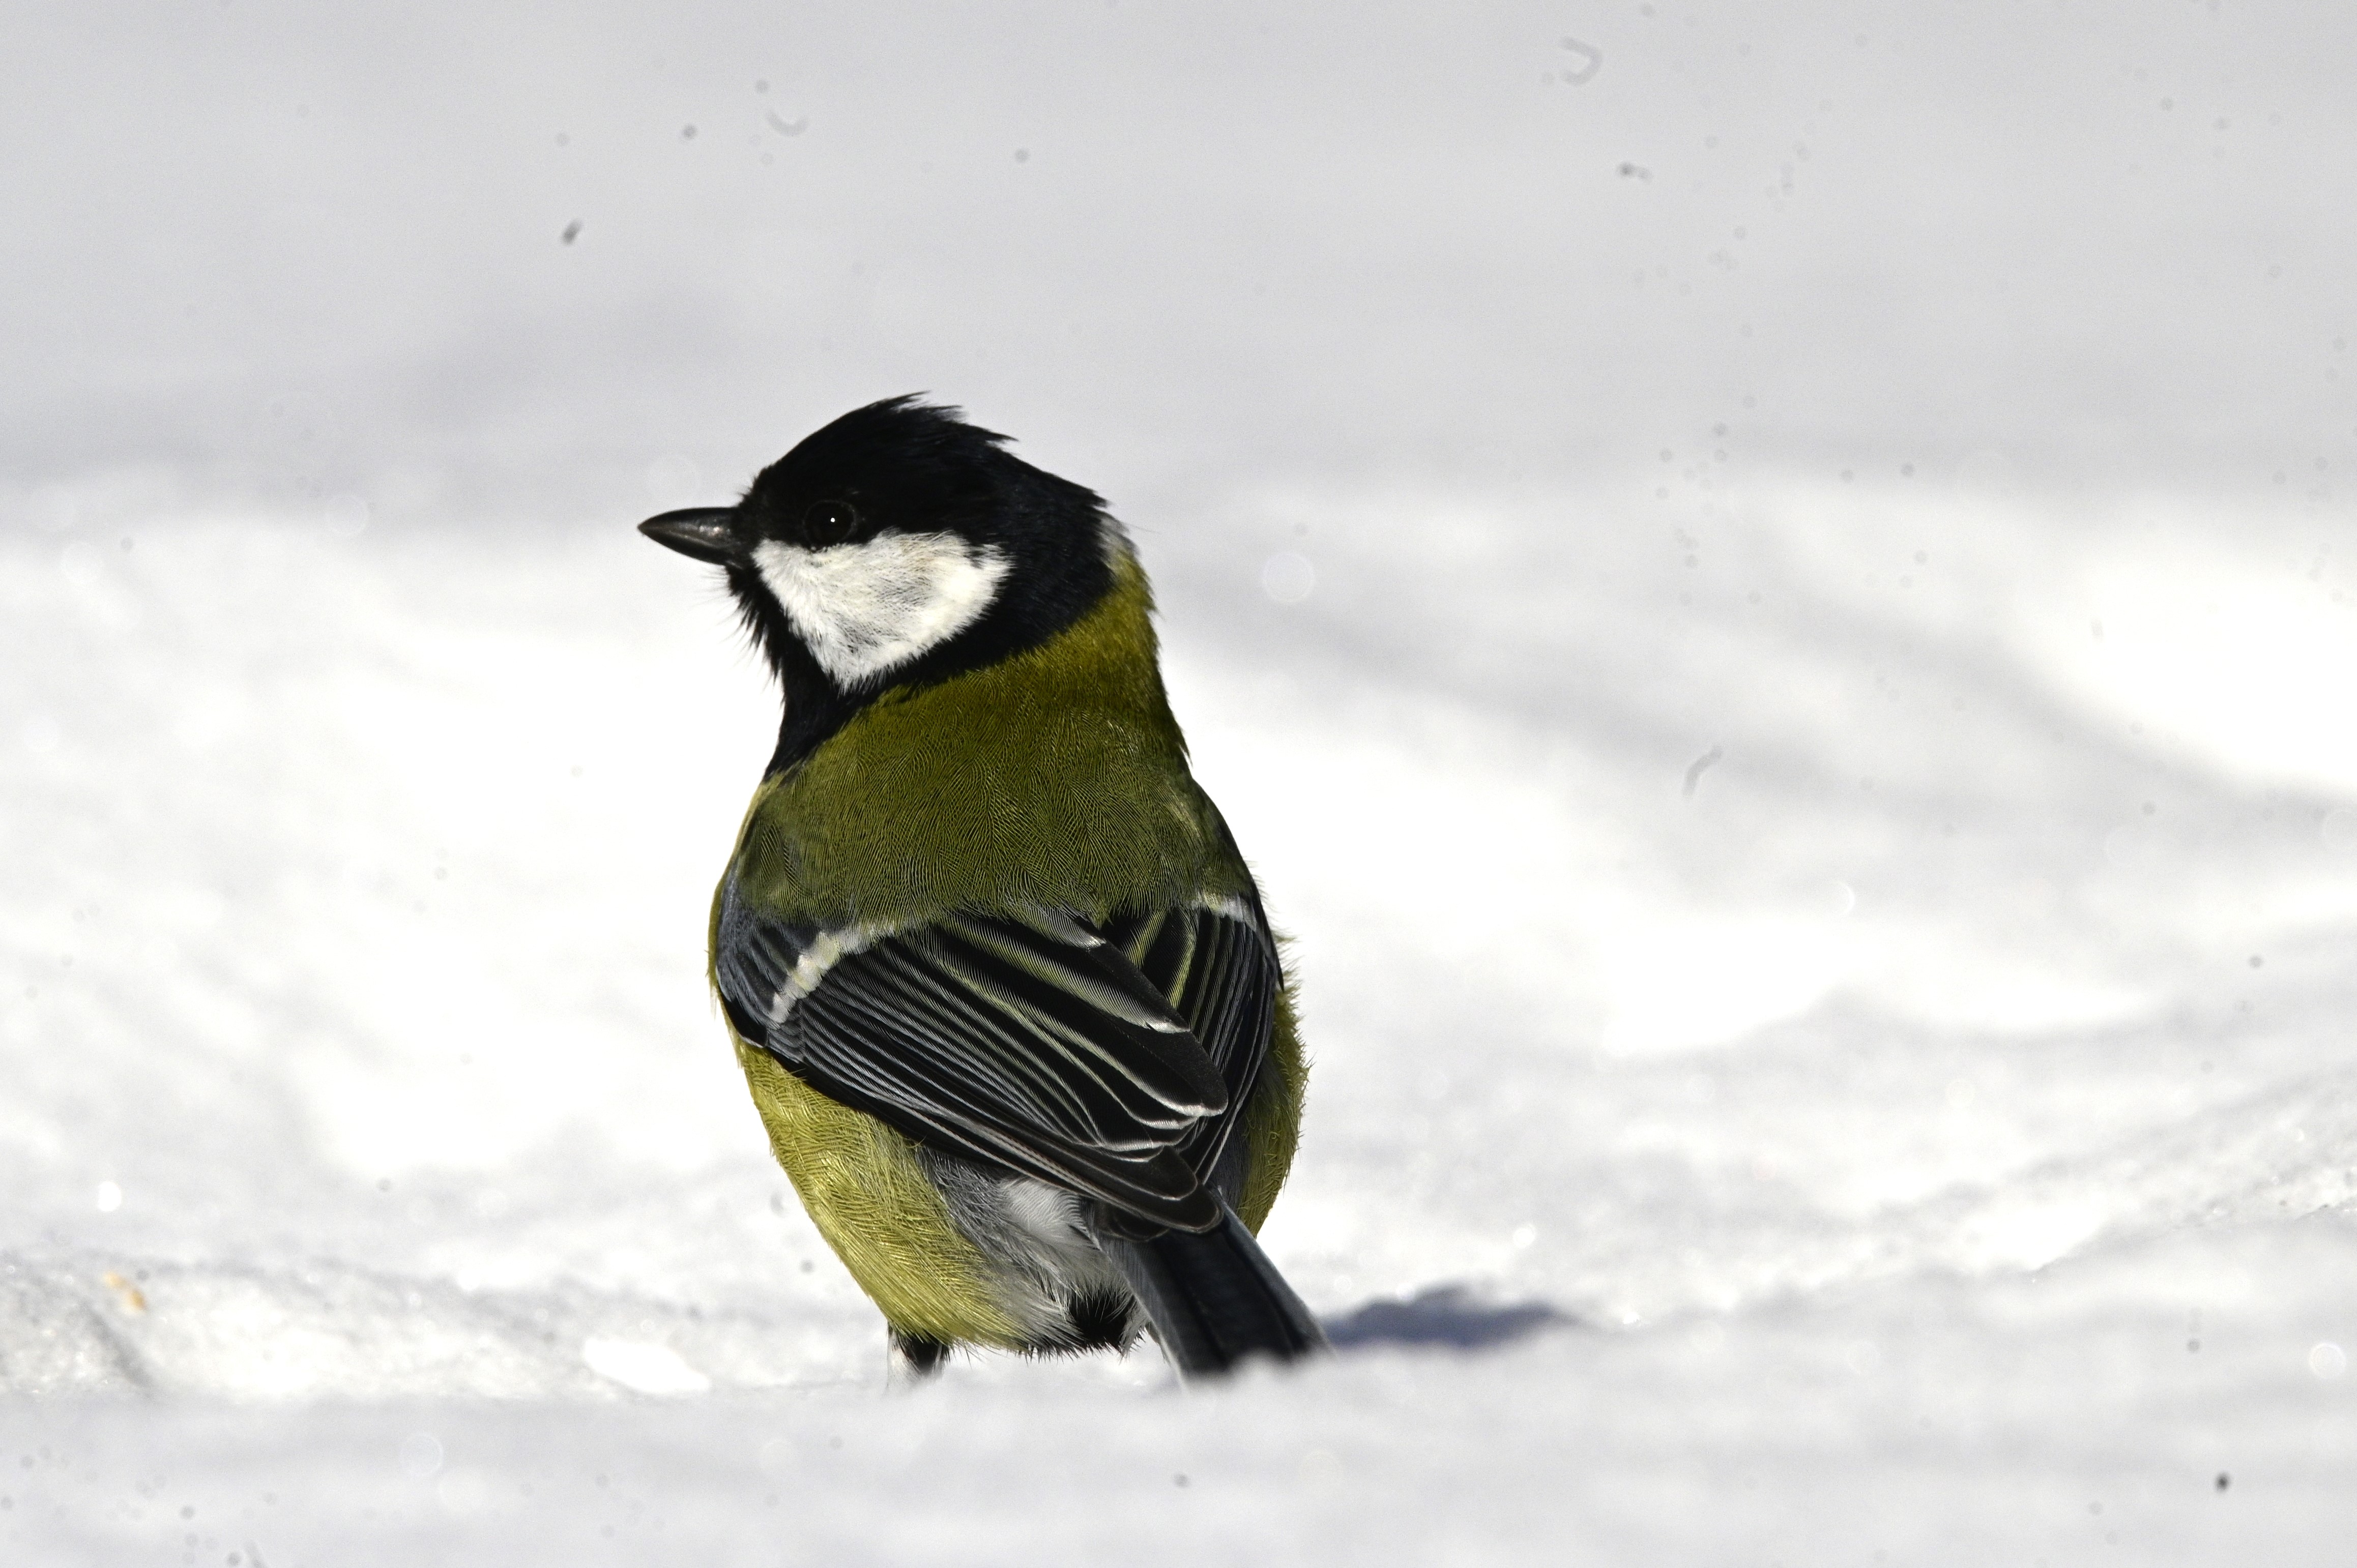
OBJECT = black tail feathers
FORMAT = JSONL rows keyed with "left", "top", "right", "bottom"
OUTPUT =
{"left": 1099, "top": 1204, "right": 1326, "bottom": 1379}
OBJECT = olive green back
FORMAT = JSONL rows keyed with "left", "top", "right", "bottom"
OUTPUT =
{"left": 729, "top": 549, "right": 1254, "bottom": 928}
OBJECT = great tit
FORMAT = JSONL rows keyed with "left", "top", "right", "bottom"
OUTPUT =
{"left": 637, "top": 396, "right": 1322, "bottom": 1379}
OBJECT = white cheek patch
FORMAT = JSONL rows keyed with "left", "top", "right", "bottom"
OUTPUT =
{"left": 753, "top": 532, "right": 1010, "bottom": 685}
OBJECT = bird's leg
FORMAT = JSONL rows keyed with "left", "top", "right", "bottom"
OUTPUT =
{"left": 887, "top": 1327, "right": 950, "bottom": 1387}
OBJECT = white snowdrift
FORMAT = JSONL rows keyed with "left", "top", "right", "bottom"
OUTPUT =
{"left": 5, "top": 483, "right": 2357, "bottom": 1563}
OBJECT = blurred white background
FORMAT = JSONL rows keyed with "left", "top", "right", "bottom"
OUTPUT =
{"left": 7, "top": 4, "right": 2357, "bottom": 1563}
{"left": 8, "top": 0, "right": 2350, "bottom": 517}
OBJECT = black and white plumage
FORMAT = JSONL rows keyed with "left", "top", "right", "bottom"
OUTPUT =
{"left": 713, "top": 886, "right": 1283, "bottom": 1236}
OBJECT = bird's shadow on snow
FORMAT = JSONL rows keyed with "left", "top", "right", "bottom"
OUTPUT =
{"left": 1322, "top": 1284, "right": 1575, "bottom": 1354}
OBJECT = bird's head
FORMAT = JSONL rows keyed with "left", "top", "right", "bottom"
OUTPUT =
{"left": 641, "top": 397, "right": 1122, "bottom": 719}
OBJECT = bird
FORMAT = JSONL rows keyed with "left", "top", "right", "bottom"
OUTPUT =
{"left": 636, "top": 396, "right": 1323, "bottom": 1380}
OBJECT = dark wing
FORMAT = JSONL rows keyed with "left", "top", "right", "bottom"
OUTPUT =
{"left": 715, "top": 878, "right": 1273, "bottom": 1232}
{"left": 1097, "top": 898, "right": 1281, "bottom": 1187}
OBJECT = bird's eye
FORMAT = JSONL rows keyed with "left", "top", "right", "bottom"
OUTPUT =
{"left": 802, "top": 500, "right": 860, "bottom": 546}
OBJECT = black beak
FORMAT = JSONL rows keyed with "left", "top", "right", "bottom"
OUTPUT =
{"left": 638, "top": 507, "right": 741, "bottom": 564}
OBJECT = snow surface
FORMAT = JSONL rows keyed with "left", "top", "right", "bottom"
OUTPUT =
{"left": 8, "top": 478, "right": 2357, "bottom": 1563}
{"left": 10, "top": 2, "right": 2357, "bottom": 1559}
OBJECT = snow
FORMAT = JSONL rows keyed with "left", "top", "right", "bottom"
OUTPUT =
{"left": 10, "top": 2, "right": 2357, "bottom": 1560}
{"left": 7, "top": 477, "right": 2357, "bottom": 1563}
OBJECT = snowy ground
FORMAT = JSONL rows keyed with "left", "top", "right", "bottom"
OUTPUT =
{"left": 8, "top": 468, "right": 2357, "bottom": 1563}
{"left": 8, "top": 0, "right": 2355, "bottom": 1558}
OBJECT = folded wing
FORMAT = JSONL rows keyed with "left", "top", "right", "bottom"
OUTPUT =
{"left": 716, "top": 881, "right": 1278, "bottom": 1233}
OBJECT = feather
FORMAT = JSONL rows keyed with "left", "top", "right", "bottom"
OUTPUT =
{"left": 716, "top": 875, "right": 1279, "bottom": 1234}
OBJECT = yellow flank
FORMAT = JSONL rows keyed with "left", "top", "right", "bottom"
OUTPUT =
{"left": 735, "top": 1042, "right": 1026, "bottom": 1347}
{"left": 1234, "top": 971, "right": 1307, "bottom": 1233}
